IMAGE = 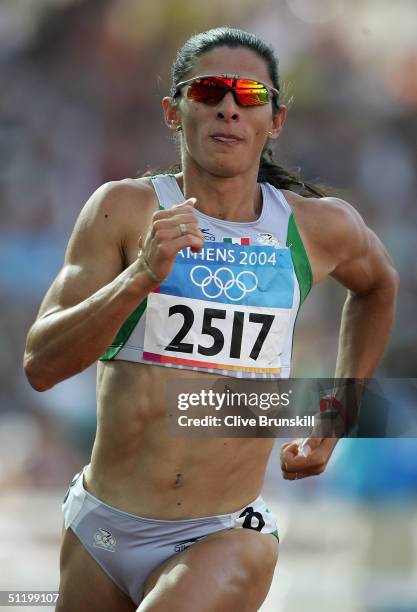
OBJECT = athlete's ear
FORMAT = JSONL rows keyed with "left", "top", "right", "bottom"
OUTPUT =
{"left": 162, "top": 96, "right": 181, "bottom": 132}
{"left": 267, "top": 104, "right": 287, "bottom": 140}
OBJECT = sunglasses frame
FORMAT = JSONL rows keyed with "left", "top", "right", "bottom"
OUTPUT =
{"left": 173, "top": 74, "right": 280, "bottom": 107}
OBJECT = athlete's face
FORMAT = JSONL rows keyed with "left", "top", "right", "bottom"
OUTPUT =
{"left": 163, "top": 47, "right": 286, "bottom": 178}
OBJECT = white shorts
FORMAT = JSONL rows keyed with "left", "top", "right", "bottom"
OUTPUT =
{"left": 62, "top": 467, "right": 279, "bottom": 606}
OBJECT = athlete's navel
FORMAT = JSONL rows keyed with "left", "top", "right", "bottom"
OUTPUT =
{"left": 173, "top": 472, "right": 182, "bottom": 488}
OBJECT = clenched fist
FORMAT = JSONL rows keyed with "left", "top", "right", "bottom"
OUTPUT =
{"left": 138, "top": 198, "right": 204, "bottom": 286}
{"left": 280, "top": 437, "right": 339, "bottom": 480}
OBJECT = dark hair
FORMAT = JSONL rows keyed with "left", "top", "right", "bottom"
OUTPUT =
{"left": 147, "top": 27, "right": 325, "bottom": 197}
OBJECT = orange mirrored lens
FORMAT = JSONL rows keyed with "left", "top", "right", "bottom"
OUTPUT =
{"left": 187, "top": 77, "right": 270, "bottom": 106}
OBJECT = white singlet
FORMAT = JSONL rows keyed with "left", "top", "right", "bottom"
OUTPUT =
{"left": 100, "top": 174, "right": 312, "bottom": 379}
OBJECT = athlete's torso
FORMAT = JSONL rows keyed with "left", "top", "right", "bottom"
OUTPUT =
{"left": 86, "top": 174, "right": 312, "bottom": 518}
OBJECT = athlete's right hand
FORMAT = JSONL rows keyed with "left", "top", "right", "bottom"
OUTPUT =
{"left": 138, "top": 197, "right": 204, "bottom": 286}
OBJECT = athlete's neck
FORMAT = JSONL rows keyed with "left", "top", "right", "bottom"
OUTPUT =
{"left": 177, "top": 166, "right": 262, "bottom": 223}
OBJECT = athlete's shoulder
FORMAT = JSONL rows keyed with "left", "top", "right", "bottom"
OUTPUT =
{"left": 89, "top": 177, "right": 157, "bottom": 212}
{"left": 74, "top": 177, "right": 157, "bottom": 230}
{"left": 282, "top": 190, "right": 362, "bottom": 224}
{"left": 282, "top": 191, "right": 368, "bottom": 260}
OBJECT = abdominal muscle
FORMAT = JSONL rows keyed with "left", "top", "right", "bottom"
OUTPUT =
{"left": 83, "top": 360, "right": 274, "bottom": 519}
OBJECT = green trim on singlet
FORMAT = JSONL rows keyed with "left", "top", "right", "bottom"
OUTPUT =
{"left": 99, "top": 298, "right": 148, "bottom": 361}
{"left": 286, "top": 213, "right": 313, "bottom": 306}
{"left": 286, "top": 212, "right": 313, "bottom": 366}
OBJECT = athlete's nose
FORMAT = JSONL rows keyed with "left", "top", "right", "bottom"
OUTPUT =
{"left": 216, "top": 91, "right": 240, "bottom": 121}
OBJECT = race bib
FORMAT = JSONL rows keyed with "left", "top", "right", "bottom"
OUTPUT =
{"left": 143, "top": 243, "right": 294, "bottom": 373}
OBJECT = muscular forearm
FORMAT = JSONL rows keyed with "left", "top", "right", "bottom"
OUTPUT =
{"left": 24, "top": 261, "right": 153, "bottom": 391}
{"left": 314, "top": 279, "right": 399, "bottom": 440}
{"left": 335, "top": 279, "right": 398, "bottom": 379}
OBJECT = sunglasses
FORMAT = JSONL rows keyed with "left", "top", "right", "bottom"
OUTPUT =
{"left": 174, "top": 74, "right": 279, "bottom": 108}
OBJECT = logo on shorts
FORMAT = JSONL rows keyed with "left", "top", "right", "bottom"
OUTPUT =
{"left": 174, "top": 535, "right": 205, "bottom": 553}
{"left": 93, "top": 528, "right": 116, "bottom": 552}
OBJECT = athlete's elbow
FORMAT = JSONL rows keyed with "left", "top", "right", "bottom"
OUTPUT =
{"left": 23, "top": 353, "right": 55, "bottom": 392}
{"left": 351, "top": 265, "right": 399, "bottom": 300}
{"left": 388, "top": 267, "right": 400, "bottom": 292}
{"left": 376, "top": 266, "right": 400, "bottom": 301}
{"left": 29, "top": 377, "right": 54, "bottom": 393}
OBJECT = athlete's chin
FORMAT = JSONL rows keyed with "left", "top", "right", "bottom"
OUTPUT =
{"left": 204, "top": 160, "right": 249, "bottom": 179}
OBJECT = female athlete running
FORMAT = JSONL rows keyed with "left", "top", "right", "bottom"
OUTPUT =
{"left": 24, "top": 27, "right": 398, "bottom": 612}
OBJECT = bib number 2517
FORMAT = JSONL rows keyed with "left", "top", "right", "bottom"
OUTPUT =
{"left": 165, "top": 304, "right": 274, "bottom": 361}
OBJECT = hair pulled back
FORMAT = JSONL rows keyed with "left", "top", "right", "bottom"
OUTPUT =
{"left": 151, "top": 27, "right": 325, "bottom": 197}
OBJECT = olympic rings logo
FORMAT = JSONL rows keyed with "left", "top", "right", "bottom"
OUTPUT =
{"left": 190, "top": 266, "right": 258, "bottom": 301}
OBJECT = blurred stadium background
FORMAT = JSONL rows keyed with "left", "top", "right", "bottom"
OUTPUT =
{"left": 1, "top": 0, "right": 416, "bottom": 610}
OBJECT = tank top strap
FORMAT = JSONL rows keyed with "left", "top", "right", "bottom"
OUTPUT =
{"left": 261, "top": 181, "right": 292, "bottom": 215}
{"left": 150, "top": 174, "right": 184, "bottom": 210}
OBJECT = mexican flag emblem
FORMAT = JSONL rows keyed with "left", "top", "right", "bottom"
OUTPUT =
{"left": 223, "top": 237, "right": 250, "bottom": 245}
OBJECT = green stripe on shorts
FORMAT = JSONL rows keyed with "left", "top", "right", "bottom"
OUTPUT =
{"left": 270, "top": 529, "right": 279, "bottom": 542}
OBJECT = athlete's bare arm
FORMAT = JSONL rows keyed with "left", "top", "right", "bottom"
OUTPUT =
{"left": 281, "top": 194, "right": 399, "bottom": 480}
{"left": 291, "top": 194, "right": 399, "bottom": 377}
{"left": 23, "top": 180, "right": 203, "bottom": 391}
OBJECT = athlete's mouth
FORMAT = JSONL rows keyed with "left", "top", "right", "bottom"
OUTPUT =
{"left": 210, "top": 133, "right": 244, "bottom": 144}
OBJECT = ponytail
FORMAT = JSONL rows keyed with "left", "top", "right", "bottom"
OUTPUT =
{"left": 258, "top": 144, "right": 326, "bottom": 198}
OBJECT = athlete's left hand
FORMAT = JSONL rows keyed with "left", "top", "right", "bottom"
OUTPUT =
{"left": 279, "top": 437, "right": 339, "bottom": 480}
